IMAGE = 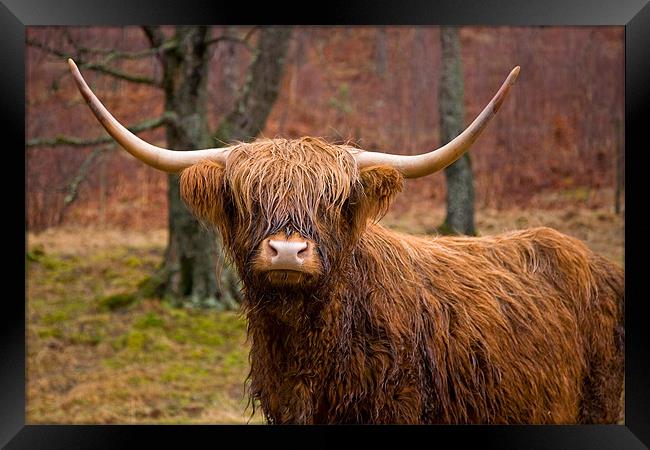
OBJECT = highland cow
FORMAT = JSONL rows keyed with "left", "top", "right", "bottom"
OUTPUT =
{"left": 68, "top": 59, "right": 624, "bottom": 424}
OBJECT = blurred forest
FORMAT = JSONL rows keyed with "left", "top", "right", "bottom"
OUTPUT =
{"left": 26, "top": 26, "right": 624, "bottom": 232}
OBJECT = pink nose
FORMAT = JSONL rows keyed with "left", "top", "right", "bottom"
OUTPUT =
{"left": 267, "top": 239, "right": 309, "bottom": 270}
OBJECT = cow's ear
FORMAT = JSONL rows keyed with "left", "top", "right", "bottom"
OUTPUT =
{"left": 357, "top": 165, "right": 404, "bottom": 222}
{"left": 179, "top": 161, "right": 229, "bottom": 226}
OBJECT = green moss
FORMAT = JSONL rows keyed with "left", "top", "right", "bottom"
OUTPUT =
{"left": 102, "top": 358, "right": 127, "bottom": 369}
{"left": 124, "top": 256, "right": 143, "bottom": 268}
{"left": 168, "top": 307, "right": 189, "bottom": 320}
{"left": 68, "top": 332, "right": 103, "bottom": 346}
{"left": 26, "top": 245, "right": 46, "bottom": 262}
{"left": 37, "top": 326, "right": 63, "bottom": 339}
{"left": 98, "top": 292, "right": 138, "bottom": 311}
{"left": 214, "top": 312, "right": 247, "bottom": 335}
{"left": 165, "top": 311, "right": 247, "bottom": 351}
{"left": 434, "top": 222, "right": 459, "bottom": 236}
{"left": 136, "top": 274, "right": 163, "bottom": 299}
{"left": 40, "top": 255, "right": 73, "bottom": 271}
{"left": 111, "top": 327, "right": 174, "bottom": 362}
{"left": 124, "top": 330, "right": 148, "bottom": 351}
{"left": 161, "top": 363, "right": 210, "bottom": 382}
{"left": 53, "top": 297, "right": 89, "bottom": 317}
{"left": 134, "top": 312, "right": 165, "bottom": 329}
{"left": 90, "top": 247, "right": 129, "bottom": 262}
{"left": 42, "top": 311, "right": 69, "bottom": 325}
{"left": 151, "top": 339, "right": 173, "bottom": 354}
{"left": 167, "top": 314, "right": 236, "bottom": 347}
{"left": 188, "top": 347, "right": 216, "bottom": 360}
{"left": 100, "top": 267, "right": 122, "bottom": 280}
{"left": 30, "top": 253, "right": 80, "bottom": 286}
{"left": 223, "top": 350, "right": 246, "bottom": 369}
{"left": 33, "top": 295, "right": 88, "bottom": 327}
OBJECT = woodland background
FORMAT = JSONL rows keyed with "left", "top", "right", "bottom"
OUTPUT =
{"left": 25, "top": 26, "right": 625, "bottom": 424}
{"left": 27, "top": 26, "right": 624, "bottom": 230}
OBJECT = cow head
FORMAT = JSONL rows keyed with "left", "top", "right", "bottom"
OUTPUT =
{"left": 67, "top": 59, "right": 519, "bottom": 290}
{"left": 178, "top": 138, "right": 404, "bottom": 288}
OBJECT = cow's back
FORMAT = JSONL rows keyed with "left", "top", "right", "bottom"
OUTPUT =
{"left": 358, "top": 225, "right": 623, "bottom": 423}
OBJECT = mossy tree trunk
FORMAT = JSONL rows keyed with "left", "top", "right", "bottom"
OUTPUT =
{"left": 144, "top": 26, "right": 292, "bottom": 309}
{"left": 438, "top": 27, "right": 476, "bottom": 236}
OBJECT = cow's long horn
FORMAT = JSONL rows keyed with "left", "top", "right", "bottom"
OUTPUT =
{"left": 353, "top": 66, "right": 520, "bottom": 178}
{"left": 67, "top": 58, "right": 231, "bottom": 173}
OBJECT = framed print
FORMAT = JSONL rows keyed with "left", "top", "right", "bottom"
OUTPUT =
{"left": 7, "top": 0, "right": 650, "bottom": 448}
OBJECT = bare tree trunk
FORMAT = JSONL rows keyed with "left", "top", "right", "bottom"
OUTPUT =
{"left": 148, "top": 27, "right": 223, "bottom": 308}
{"left": 439, "top": 27, "right": 476, "bottom": 236}
{"left": 147, "top": 26, "right": 292, "bottom": 309}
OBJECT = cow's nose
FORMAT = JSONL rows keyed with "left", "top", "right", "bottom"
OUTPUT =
{"left": 267, "top": 239, "right": 310, "bottom": 269}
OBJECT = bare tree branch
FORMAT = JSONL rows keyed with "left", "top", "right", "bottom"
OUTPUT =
{"left": 62, "top": 28, "right": 79, "bottom": 49}
{"left": 241, "top": 26, "right": 261, "bottom": 43}
{"left": 142, "top": 26, "right": 166, "bottom": 49}
{"left": 205, "top": 26, "right": 259, "bottom": 51}
{"left": 27, "top": 114, "right": 174, "bottom": 148}
{"left": 27, "top": 38, "right": 161, "bottom": 86}
{"left": 205, "top": 35, "right": 253, "bottom": 51}
{"left": 78, "top": 43, "right": 176, "bottom": 61}
{"left": 79, "top": 61, "right": 159, "bottom": 85}
{"left": 63, "top": 144, "right": 112, "bottom": 206}
{"left": 26, "top": 38, "right": 73, "bottom": 59}
{"left": 64, "top": 28, "right": 178, "bottom": 61}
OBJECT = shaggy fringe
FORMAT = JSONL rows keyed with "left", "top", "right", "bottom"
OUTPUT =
{"left": 226, "top": 137, "right": 358, "bottom": 240}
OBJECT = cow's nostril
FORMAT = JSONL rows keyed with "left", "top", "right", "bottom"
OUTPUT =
{"left": 297, "top": 244, "right": 309, "bottom": 258}
{"left": 267, "top": 240, "right": 279, "bottom": 257}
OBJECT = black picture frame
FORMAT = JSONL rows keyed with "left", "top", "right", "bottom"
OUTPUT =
{"left": 8, "top": 0, "right": 650, "bottom": 448}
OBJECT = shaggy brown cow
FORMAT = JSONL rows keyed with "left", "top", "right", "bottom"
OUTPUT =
{"left": 68, "top": 59, "right": 624, "bottom": 424}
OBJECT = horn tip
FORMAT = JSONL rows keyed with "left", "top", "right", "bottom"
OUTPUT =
{"left": 510, "top": 66, "right": 521, "bottom": 82}
{"left": 67, "top": 58, "right": 77, "bottom": 70}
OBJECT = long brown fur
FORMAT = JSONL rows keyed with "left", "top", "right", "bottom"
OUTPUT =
{"left": 179, "top": 137, "right": 624, "bottom": 424}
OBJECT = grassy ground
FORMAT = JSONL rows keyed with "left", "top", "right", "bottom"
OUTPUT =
{"left": 26, "top": 204, "right": 624, "bottom": 424}
{"left": 26, "top": 230, "right": 261, "bottom": 424}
